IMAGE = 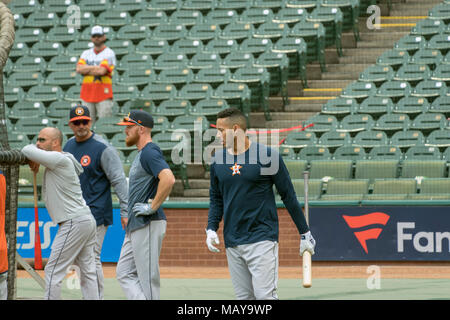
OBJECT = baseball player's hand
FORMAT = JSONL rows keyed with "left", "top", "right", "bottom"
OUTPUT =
{"left": 28, "top": 160, "right": 40, "bottom": 174}
{"left": 300, "top": 231, "right": 316, "bottom": 255}
{"left": 121, "top": 217, "right": 128, "bottom": 230}
{"left": 132, "top": 203, "right": 157, "bottom": 217}
{"left": 205, "top": 229, "right": 220, "bottom": 253}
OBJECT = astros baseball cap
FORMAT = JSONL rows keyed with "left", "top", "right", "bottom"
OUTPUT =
{"left": 91, "top": 25, "right": 104, "bottom": 36}
{"left": 69, "top": 105, "right": 91, "bottom": 122}
{"left": 117, "top": 110, "right": 154, "bottom": 128}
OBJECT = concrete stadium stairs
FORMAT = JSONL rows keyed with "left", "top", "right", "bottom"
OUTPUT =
{"left": 171, "top": 0, "right": 443, "bottom": 200}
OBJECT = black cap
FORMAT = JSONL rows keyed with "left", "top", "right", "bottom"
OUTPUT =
{"left": 69, "top": 105, "right": 91, "bottom": 122}
{"left": 117, "top": 110, "right": 154, "bottom": 128}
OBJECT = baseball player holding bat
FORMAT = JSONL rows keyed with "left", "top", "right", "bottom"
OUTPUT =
{"left": 206, "top": 108, "right": 316, "bottom": 300}
{"left": 21, "top": 127, "right": 99, "bottom": 300}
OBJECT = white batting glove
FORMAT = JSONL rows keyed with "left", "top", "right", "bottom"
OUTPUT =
{"left": 300, "top": 231, "right": 316, "bottom": 255}
{"left": 205, "top": 229, "right": 220, "bottom": 253}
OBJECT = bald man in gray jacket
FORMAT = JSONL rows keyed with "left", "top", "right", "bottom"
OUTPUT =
{"left": 22, "top": 127, "right": 99, "bottom": 300}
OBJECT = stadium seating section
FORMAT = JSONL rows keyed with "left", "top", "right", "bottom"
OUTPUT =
{"left": 4, "top": 0, "right": 450, "bottom": 201}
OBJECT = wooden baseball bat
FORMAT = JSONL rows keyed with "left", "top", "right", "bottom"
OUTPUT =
{"left": 302, "top": 171, "right": 312, "bottom": 288}
{"left": 33, "top": 171, "right": 43, "bottom": 270}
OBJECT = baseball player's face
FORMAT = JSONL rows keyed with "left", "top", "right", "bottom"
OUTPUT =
{"left": 36, "top": 129, "right": 56, "bottom": 151}
{"left": 216, "top": 118, "right": 244, "bottom": 148}
{"left": 125, "top": 125, "right": 140, "bottom": 147}
{"left": 91, "top": 35, "right": 106, "bottom": 47}
{"left": 69, "top": 119, "right": 91, "bottom": 140}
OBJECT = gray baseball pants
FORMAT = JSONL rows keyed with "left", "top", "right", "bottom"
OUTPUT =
{"left": 226, "top": 240, "right": 279, "bottom": 300}
{"left": 116, "top": 220, "right": 166, "bottom": 300}
{"left": 44, "top": 215, "right": 98, "bottom": 300}
{"left": 81, "top": 99, "right": 113, "bottom": 121}
{"left": 0, "top": 272, "right": 6, "bottom": 300}
{"left": 94, "top": 225, "right": 108, "bottom": 300}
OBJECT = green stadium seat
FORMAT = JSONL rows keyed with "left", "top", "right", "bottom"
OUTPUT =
{"left": 45, "top": 71, "right": 80, "bottom": 88}
{"left": 7, "top": 132, "right": 31, "bottom": 149}
{"left": 429, "top": 96, "right": 450, "bottom": 116}
{"left": 135, "top": 39, "right": 169, "bottom": 56}
{"left": 254, "top": 21, "right": 289, "bottom": 41}
{"left": 8, "top": 101, "right": 46, "bottom": 121}
{"left": 321, "top": 97, "right": 357, "bottom": 118}
{"left": 119, "top": 68, "right": 157, "bottom": 87}
{"left": 112, "top": 85, "right": 140, "bottom": 104}
{"left": 284, "top": 160, "right": 308, "bottom": 179}
{"left": 357, "top": 96, "right": 393, "bottom": 118}
{"left": 404, "top": 145, "right": 442, "bottom": 160}
{"left": 298, "top": 146, "right": 331, "bottom": 161}
{"left": 394, "top": 63, "right": 431, "bottom": 85}
{"left": 116, "top": 53, "right": 153, "bottom": 72}
{"left": 411, "top": 79, "right": 447, "bottom": 99}
{"left": 170, "top": 39, "right": 204, "bottom": 58}
{"left": 280, "top": 147, "right": 298, "bottom": 160}
{"left": 203, "top": 9, "right": 238, "bottom": 26}
{"left": 192, "top": 67, "right": 231, "bottom": 89}
{"left": 151, "top": 116, "right": 171, "bottom": 133}
{"left": 272, "top": 37, "right": 308, "bottom": 86}
{"left": 409, "top": 178, "right": 450, "bottom": 200}
{"left": 255, "top": 51, "right": 289, "bottom": 105}
{"left": 321, "top": 0, "right": 360, "bottom": 41}
{"left": 373, "top": 113, "right": 410, "bottom": 135}
{"left": 105, "top": 40, "right": 135, "bottom": 57}
{"left": 203, "top": 38, "right": 239, "bottom": 58}
{"left": 176, "top": 83, "right": 214, "bottom": 105}
{"left": 252, "top": 0, "right": 287, "bottom": 10}
{"left": 401, "top": 160, "right": 446, "bottom": 178}
{"left": 29, "top": 42, "right": 64, "bottom": 59}
{"left": 14, "top": 28, "right": 45, "bottom": 45}
{"left": 336, "top": 114, "right": 374, "bottom": 133}
{"left": 392, "top": 96, "right": 430, "bottom": 116}
{"left": 410, "top": 112, "right": 446, "bottom": 134}
{"left": 12, "top": 56, "right": 46, "bottom": 73}
{"left": 65, "top": 41, "right": 94, "bottom": 57}
{"left": 8, "top": 71, "right": 43, "bottom": 89}
{"left": 215, "top": 0, "right": 249, "bottom": 12}
{"left": 368, "top": 145, "right": 403, "bottom": 160}
{"left": 427, "top": 3, "right": 450, "bottom": 22}
{"left": 341, "top": 81, "right": 376, "bottom": 102}
{"left": 112, "top": 0, "right": 147, "bottom": 13}
{"left": 358, "top": 64, "right": 394, "bottom": 86}
{"left": 188, "top": 98, "right": 228, "bottom": 121}
{"left": 221, "top": 51, "right": 255, "bottom": 70}
{"left": 8, "top": 0, "right": 41, "bottom": 15}
{"left": 306, "top": 5, "right": 344, "bottom": 56}
{"left": 355, "top": 160, "right": 399, "bottom": 181}
{"left": 426, "top": 33, "right": 450, "bottom": 55}
{"left": 181, "top": 0, "right": 217, "bottom": 12}
{"left": 425, "top": 129, "right": 450, "bottom": 148}
{"left": 147, "top": 0, "right": 180, "bottom": 12}
{"left": 168, "top": 115, "right": 209, "bottom": 133}
{"left": 219, "top": 22, "right": 255, "bottom": 42}
{"left": 431, "top": 63, "right": 450, "bottom": 81}
{"left": 390, "top": 130, "right": 425, "bottom": 149}
{"left": 304, "top": 114, "right": 338, "bottom": 134}
{"left": 139, "top": 83, "right": 177, "bottom": 105}
{"left": 212, "top": 82, "right": 251, "bottom": 116}
{"left": 309, "top": 159, "right": 353, "bottom": 179}
{"left": 411, "top": 18, "right": 446, "bottom": 40}
{"left": 95, "top": 10, "right": 132, "bottom": 28}
{"left": 289, "top": 19, "right": 326, "bottom": 71}
{"left": 353, "top": 130, "right": 388, "bottom": 148}
{"left": 333, "top": 145, "right": 367, "bottom": 161}
{"left": 59, "top": 11, "right": 95, "bottom": 30}
{"left": 133, "top": 10, "right": 168, "bottom": 28}
{"left": 321, "top": 179, "right": 369, "bottom": 201}
{"left": 291, "top": 178, "right": 323, "bottom": 201}
{"left": 13, "top": 117, "right": 54, "bottom": 139}
{"left": 273, "top": 7, "right": 307, "bottom": 24}
{"left": 47, "top": 101, "right": 79, "bottom": 121}
{"left": 25, "top": 85, "right": 64, "bottom": 103}
{"left": 92, "top": 117, "right": 124, "bottom": 139}
{"left": 47, "top": 55, "right": 78, "bottom": 72}
{"left": 152, "top": 23, "right": 188, "bottom": 42}
{"left": 8, "top": 42, "right": 30, "bottom": 60}
{"left": 187, "top": 52, "right": 222, "bottom": 70}
{"left": 116, "top": 25, "right": 152, "bottom": 42}
{"left": 79, "top": 0, "right": 112, "bottom": 14}
{"left": 282, "top": 131, "right": 317, "bottom": 150}
{"left": 169, "top": 9, "right": 203, "bottom": 27}
{"left": 285, "top": 0, "right": 317, "bottom": 10}
{"left": 239, "top": 38, "right": 274, "bottom": 57}
{"left": 365, "top": 178, "right": 416, "bottom": 200}
{"left": 46, "top": 26, "right": 80, "bottom": 45}
{"left": 153, "top": 52, "right": 189, "bottom": 70}
{"left": 409, "top": 48, "right": 443, "bottom": 69}
{"left": 317, "top": 130, "right": 352, "bottom": 149}
{"left": 376, "top": 49, "right": 410, "bottom": 70}
{"left": 155, "top": 68, "right": 194, "bottom": 89}
{"left": 64, "top": 86, "right": 82, "bottom": 103}
{"left": 26, "top": 10, "right": 60, "bottom": 29}
{"left": 393, "top": 34, "right": 427, "bottom": 54}
{"left": 376, "top": 80, "right": 412, "bottom": 102}
{"left": 3, "top": 85, "right": 25, "bottom": 105}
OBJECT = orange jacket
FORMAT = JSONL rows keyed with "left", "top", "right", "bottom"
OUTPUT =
{"left": 0, "top": 171, "right": 7, "bottom": 274}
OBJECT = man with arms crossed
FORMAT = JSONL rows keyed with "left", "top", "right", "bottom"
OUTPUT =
{"left": 64, "top": 105, "right": 129, "bottom": 299}
{"left": 22, "top": 128, "right": 98, "bottom": 300}
{"left": 206, "top": 108, "right": 316, "bottom": 300}
{"left": 116, "top": 110, "right": 175, "bottom": 300}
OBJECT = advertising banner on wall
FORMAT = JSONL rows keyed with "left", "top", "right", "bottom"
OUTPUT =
{"left": 310, "top": 206, "right": 450, "bottom": 261}
{"left": 16, "top": 208, "right": 125, "bottom": 262}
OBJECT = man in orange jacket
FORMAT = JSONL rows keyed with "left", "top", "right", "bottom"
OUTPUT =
{"left": 0, "top": 170, "right": 7, "bottom": 300}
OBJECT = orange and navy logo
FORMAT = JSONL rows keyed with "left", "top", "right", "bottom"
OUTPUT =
{"left": 230, "top": 163, "right": 242, "bottom": 176}
{"left": 80, "top": 155, "right": 91, "bottom": 167}
{"left": 342, "top": 212, "right": 390, "bottom": 254}
{"left": 75, "top": 107, "right": 85, "bottom": 116}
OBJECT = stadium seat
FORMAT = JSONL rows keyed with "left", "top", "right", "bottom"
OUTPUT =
{"left": 187, "top": 52, "right": 222, "bottom": 70}
{"left": 392, "top": 96, "right": 430, "bottom": 116}
{"left": 376, "top": 49, "right": 410, "bottom": 70}
{"left": 151, "top": 23, "right": 188, "bottom": 43}
{"left": 321, "top": 97, "right": 357, "bottom": 118}
{"left": 321, "top": 0, "right": 360, "bottom": 41}
{"left": 353, "top": 130, "right": 388, "bottom": 148}
{"left": 182, "top": 0, "right": 217, "bottom": 13}
{"left": 254, "top": 21, "right": 289, "bottom": 41}
{"left": 105, "top": 40, "right": 135, "bottom": 57}
{"left": 203, "top": 9, "right": 238, "bottom": 26}
{"left": 411, "top": 18, "right": 446, "bottom": 40}
{"left": 390, "top": 130, "right": 425, "bottom": 149}
{"left": 192, "top": 67, "right": 231, "bottom": 89}
{"left": 219, "top": 22, "right": 255, "bottom": 42}
{"left": 170, "top": 39, "right": 204, "bottom": 58}
{"left": 7, "top": 71, "right": 43, "bottom": 89}
{"left": 46, "top": 26, "right": 80, "bottom": 45}
{"left": 221, "top": 51, "right": 255, "bottom": 70}
{"left": 169, "top": 115, "right": 209, "bottom": 133}
{"left": 59, "top": 11, "right": 94, "bottom": 30}
{"left": 355, "top": 159, "right": 399, "bottom": 181}
{"left": 365, "top": 178, "right": 416, "bottom": 200}
{"left": 393, "top": 34, "right": 427, "bottom": 55}
{"left": 429, "top": 95, "right": 450, "bottom": 116}
{"left": 92, "top": 117, "right": 124, "bottom": 139}
{"left": 8, "top": 0, "right": 41, "bottom": 15}
{"left": 7, "top": 132, "right": 31, "bottom": 149}
{"left": 393, "top": 63, "right": 431, "bottom": 85}
{"left": 116, "top": 53, "right": 153, "bottom": 72}
{"left": 112, "top": 0, "right": 147, "bottom": 13}
{"left": 45, "top": 71, "right": 80, "bottom": 88}
{"left": 411, "top": 79, "right": 447, "bottom": 99}
{"left": 304, "top": 114, "right": 338, "bottom": 134}
{"left": 212, "top": 82, "right": 251, "bottom": 117}
{"left": 428, "top": 4, "right": 450, "bottom": 22}
{"left": 317, "top": 130, "right": 352, "bottom": 149}
{"left": 47, "top": 55, "right": 78, "bottom": 72}
{"left": 29, "top": 41, "right": 64, "bottom": 59}
{"left": 409, "top": 48, "right": 443, "bottom": 69}
{"left": 12, "top": 56, "right": 46, "bottom": 73}
{"left": 404, "top": 145, "right": 442, "bottom": 160}
{"left": 333, "top": 145, "right": 367, "bottom": 161}
{"left": 138, "top": 84, "right": 177, "bottom": 106}
{"left": 238, "top": 7, "right": 274, "bottom": 25}
{"left": 65, "top": 41, "right": 94, "bottom": 57}
{"left": 155, "top": 68, "right": 194, "bottom": 89}
{"left": 8, "top": 101, "right": 46, "bottom": 121}
{"left": 341, "top": 81, "right": 377, "bottom": 102}
{"left": 188, "top": 98, "right": 229, "bottom": 120}
{"left": 280, "top": 147, "right": 298, "bottom": 160}
{"left": 425, "top": 129, "right": 450, "bottom": 148}
{"left": 116, "top": 25, "right": 152, "bottom": 42}
{"left": 273, "top": 7, "right": 307, "bottom": 25}
{"left": 357, "top": 96, "right": 393, "bottom": 118}
{"left": 147, "top": 0, "right": 180, "bottom": 12}
{"left": 285, "top": 0, "right": 317, "bottom": 10}
{"left": 272, "top": 36, "right": 308, "bottom": 86}
{"left": 284, "top": 160, "right": 308, "bottom": 179}
{"left": 8, "top": 42, "right": 29, "bottom": 61}
{"left": 78, "top": 0, "right": 112, "bottom": 14}
{"left": 410, "top": 112, "right": 446, "bottom": 134}
{"left": 215, "top": 0, "right": 249, "bottom": 12}
{"left": 3, "top": 85, "right": 25, "bottom": 105}
{"left": 47, "top": 101, "right": 79, "bottom": 121}
{"left": 26, "top": 10, "right": 60, "bottom": 29}
{"left": 426, "top": 33, "right": 450, "bottom": 55}
{"left": 376, "top": 80, "right": 412, "bottom": 102}
{"left": 320, "top": 179, "right": 369, "bottom": 201}
{"left": 298, "top": 146, "right": 331, "bottom": 161}
{"left": 119, "top": 68, "right": 157, "bottom": 87}
{"left": 96, "top": 10, "right": 132, "bottom": 28}
{"left": 13, "top": 117, "right": 54, "bottom": 139}
{"left": 431, "top": 63, "right": 450, "bottom": 81}
{"left": 63, "top": 86, "right": 82, "bottom": 103}
{"left": 151, "top": 115, "right": 171, "bottom": 133}
{"left": 291, "top": 178, "right": 323, "bottom": 201}
{"left": 409, "top": 178, "right": 450, "bottom": 200}
{"left": 358, "top": 64, "right": 394, "bottom": 86}
{"left": 309, "top": 159, "right": 353, "bottom": 179}
{"left": 239, "top": 38, "right": 274, "bottom": 57}
{"left": 168, "top": 9, "right": 203, "bottom": 27}
{"left": 111, "top": 85, "right": 140, "bottom": 104}
{"left": 133, "top": 10, "right": 169, "bottom": 28}
{"left": 176, "top": 83, "right": 214, "bottom": 105}
{"left": 153, "top": 52, "right": 189, "bottom": 70}
{"left": 368, "top": 145, "right": 403, "bottom": 160}
{"left": 110, "top": 133, "right": 136, "bottom": 154}
{"left": 336, "top": 114, "right": 374, "bottom": 133}
{"left": 401, "top": 159, "right": 446, "bottom": 178}
{"left": 372, "top": 113, "right": 410, "bottom": 135}
{"left": 14, "top": 28, "right": 45, "bottom": 45}
{"left": 203, "top": 38, "right": 239, "bottom": 58}
{"left": 25, "top": 85, "right": 64, "bottom": 103}
{"left": 135, "top": 39, "right": 169, "bottom": 56}
{"left": 282, "top": 131, "right": 317, "bottom": 150}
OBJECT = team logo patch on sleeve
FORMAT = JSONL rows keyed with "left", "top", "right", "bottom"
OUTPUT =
{"left": 80, "top": 155, "right": 91, "bottom": 167}
{"left": 230, "top": 163, "right": 242, "bottom": 176}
